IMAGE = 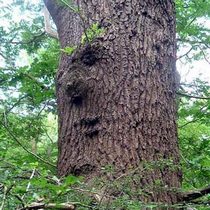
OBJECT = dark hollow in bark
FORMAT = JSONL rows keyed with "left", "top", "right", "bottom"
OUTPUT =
{"left": 80, "top": 46, "right": 98, "bottom": 66}
{"left": 44, "top": 0, "right": 182, "bottom": 205}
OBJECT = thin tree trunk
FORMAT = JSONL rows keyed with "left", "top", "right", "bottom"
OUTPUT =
{"left": 45, "top": 0, "right": 181, "bottom": 204}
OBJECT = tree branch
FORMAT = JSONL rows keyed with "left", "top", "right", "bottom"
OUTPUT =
{"left": 177, "top": 92, "right": 210, "bottom": 100}
{"left": 5, "top": 94, "right": 28, "bottom": 115}
{"left": 200, "top": 48, "right": 210, "bottom": 65}
{"left": 43, "top": 6, "right": 58, "bottom": 39}
{"left": 0, "top": 51, "right": 7, "bottom": 60}
{"left": 177, "top": 46, "right": 194, "bottom": 60}
{"left": 10, "top": 32, "right": 46, "bottom": 45}
{"left": 22, "top": 73, "right": 49, "bottom": 90}
{"left": 178, "top": 119, "right": 200, "bottom": 129}
{"left": 43, "top": 0, "right": 61, "bottom": 28}
{"left": 0, "top": 122, "right": 56, "bottom": 168}
{"left": 183, "top": 185, "right": 210, "bottom": 202}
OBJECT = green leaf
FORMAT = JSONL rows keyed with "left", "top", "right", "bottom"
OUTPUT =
{"left": 63, "top": 175, "right": 80, "bottom": 186}
{"left": 60, "top": 46, "right": 76, "bottom": 55}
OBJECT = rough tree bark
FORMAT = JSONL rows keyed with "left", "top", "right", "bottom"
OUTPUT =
{"left": 44, "top": 0, "right": 182, "bottom": 205}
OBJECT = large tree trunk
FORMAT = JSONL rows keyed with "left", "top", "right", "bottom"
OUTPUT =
{"left": 44, "top": 0, "right": 181, "bottom": 204}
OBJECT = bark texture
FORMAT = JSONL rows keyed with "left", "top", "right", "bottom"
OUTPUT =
{"left": 44, "top": 0, "right": 181, "bottom": 204}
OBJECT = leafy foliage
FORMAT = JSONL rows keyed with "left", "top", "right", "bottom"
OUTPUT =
{"left": 61, "top": 45, "right": 77, "bottom": 55}
{"left": 176, "top": 0, "right": 210, "bottom": 62}
{"left": 178, "top": 80, "right": 210, "bottom": 191}
{"left": 81, "top": 23, "right": 105, "bottom": 44}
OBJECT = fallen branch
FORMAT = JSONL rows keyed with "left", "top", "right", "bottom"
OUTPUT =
{"left": 183, "top": 185, "right": 210, "bottom": 202}
{"left": 18, "top": 202, "right": 75, "bottom": 210}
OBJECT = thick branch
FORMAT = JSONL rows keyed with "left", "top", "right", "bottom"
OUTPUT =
{"left": 43, "top": 6, "right": 58, "bottom": 39}
{"left": 43, "top": 0, "right": 60, "bottom": 27}
{"left": 183, "top": 185, "right": 210, "bottom": 202}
